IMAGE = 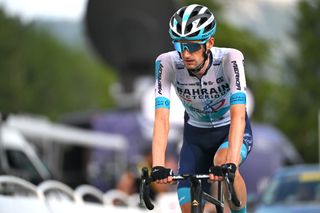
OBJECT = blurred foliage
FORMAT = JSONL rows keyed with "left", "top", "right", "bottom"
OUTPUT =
{"left": 275, "top": 0, "right": 320, "bottom": 163}
{"left": 184, "top": 0, "right": 269, "bottom": 66}
{"left": 0, "top": 9, "right": 117, "bottom": 120}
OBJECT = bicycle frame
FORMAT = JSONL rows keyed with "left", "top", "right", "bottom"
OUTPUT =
{"left": 140, "top": 167, "right": 240, "bottom": 213}
{"left": 188, "top": 174, "right": 224, "bottom": 213}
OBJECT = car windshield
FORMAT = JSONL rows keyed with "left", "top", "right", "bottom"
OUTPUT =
{"left": 261, "top": 171, "right": 320, "bottom": 205}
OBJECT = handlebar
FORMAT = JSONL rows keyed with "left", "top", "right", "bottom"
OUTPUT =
{"left": 139, "top": 166, "right": 241, "bottom": 210}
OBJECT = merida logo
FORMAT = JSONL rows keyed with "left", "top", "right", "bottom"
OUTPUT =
{"left": 231, "top": 61, "right": 241, "bottom": 90}
{"left": 192, "top": 200, "right": 199, "bottom": 206}
{"left": 157, "top": 63, "right": 163, "bottom": 95}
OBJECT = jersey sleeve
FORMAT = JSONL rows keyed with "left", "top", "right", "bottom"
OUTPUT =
{"left": 154, "top": 53, "right": 173, "bottom": 109}
{"left": 223, "top": 49, "right": 247, "bottom": 105}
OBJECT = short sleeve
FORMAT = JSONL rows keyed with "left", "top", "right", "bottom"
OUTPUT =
{"left": 155, "top": 53, "right": 173, "bottom": 109}
{"left": 223, "top": 49, "right": 247, "bottom": 105}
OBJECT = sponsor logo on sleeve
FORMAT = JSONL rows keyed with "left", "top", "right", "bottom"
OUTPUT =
{"left": 156, "top": 61, "right": 164, "bottom": 95}
{"left": 155, "top": 97, "right": 170, "bottom": 109}
{"left": 230, "top": 92, "right": 246, "bottom": 105}
{"left": 231, "top": 60, "right": 241, "bottom": 90}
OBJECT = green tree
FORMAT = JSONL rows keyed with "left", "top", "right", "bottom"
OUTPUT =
{"left": 0, "top": 9, "right": 117, "bottom": 119}
{"left": 276, "top": 0, "right": 320, "bottom": 162}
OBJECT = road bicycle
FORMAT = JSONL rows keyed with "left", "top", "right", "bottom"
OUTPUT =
{"left": 140, "top": 165, "right": 241, "bottom": 213}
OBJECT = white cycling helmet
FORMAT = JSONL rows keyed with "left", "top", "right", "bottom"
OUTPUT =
{"left": 169, "top": 4, "right": 216, "bottom": 42}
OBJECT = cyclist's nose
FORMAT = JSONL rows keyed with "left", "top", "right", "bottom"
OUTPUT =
{"left": 181, "top": 49, "right": 191, "bottom": 57}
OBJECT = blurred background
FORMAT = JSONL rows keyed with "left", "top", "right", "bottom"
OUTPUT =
{"left": 0, "top": 0, "right": 319, "bottom": 212}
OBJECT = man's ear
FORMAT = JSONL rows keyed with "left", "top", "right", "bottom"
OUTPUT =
{"left": 206, "top": 37, "right": 215, "bottom": 49}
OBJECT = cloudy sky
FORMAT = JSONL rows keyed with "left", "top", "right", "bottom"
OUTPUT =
{"left": 0, "top": 0, "right": 87, "bottom": 22}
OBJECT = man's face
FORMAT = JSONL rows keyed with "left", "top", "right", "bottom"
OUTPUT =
{"left": 180, "top": 42, "right": 205, "bottom": 70}
{"left": 173, "top": 38, "right": 214, "bottom": 70}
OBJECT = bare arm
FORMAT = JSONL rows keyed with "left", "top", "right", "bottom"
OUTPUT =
{"left": 152, "top": 108, "right": 170, "bottom": 167}
{"left": 223, "top": 49, "right": 247, "bottom": 166}
{"left": 227, "top": 104, "right": 246, "bottom": 166}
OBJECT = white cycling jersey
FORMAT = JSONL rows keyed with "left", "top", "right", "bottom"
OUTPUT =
{"left": 155, "top": 47, "right": 247, "bottom": 128}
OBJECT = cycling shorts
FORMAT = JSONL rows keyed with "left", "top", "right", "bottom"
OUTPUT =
{"left": 177, "top": 113, "right": 253, "bottom": 205}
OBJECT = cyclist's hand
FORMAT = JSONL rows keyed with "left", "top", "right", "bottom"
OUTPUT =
{"left": 151, "top": 166, "right": 173, "bottom": 184}
{"left": 209, "top": 165, "right": 223, "bottom": 182}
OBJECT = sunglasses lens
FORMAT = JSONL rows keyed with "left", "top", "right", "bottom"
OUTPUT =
{"left": 173, "top": 42, "right": 202, "bottom": 53}
{"left": 187, "top": 43, "right": 202, "bottom": 52}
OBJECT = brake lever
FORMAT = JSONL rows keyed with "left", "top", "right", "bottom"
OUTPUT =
{"left": 222, "top": 164, "right": 241, "bottom": 207}
{"left": 140, "top": 167, "right": 155, "bottom": 210}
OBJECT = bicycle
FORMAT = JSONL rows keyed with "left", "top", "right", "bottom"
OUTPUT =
{"left": 140, "top": 165, "right": 241, "bottom": 213}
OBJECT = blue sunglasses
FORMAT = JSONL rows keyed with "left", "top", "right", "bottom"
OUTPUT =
{"left": 173, "top": 40, "right": 206, "bottom": 53}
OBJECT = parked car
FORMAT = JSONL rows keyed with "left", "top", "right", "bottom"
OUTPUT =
{"left": 0, "top": 125, "right": 52, "bottom": 184}
{"left": 255, "top": 164, "right": 320, "bottom": 213}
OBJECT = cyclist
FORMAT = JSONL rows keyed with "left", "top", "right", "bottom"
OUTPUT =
{"left": 151, "top": 4, "right": 253, "bottom": 213}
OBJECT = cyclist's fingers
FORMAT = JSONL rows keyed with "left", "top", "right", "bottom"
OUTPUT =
{"left": 209, "top": 174, "right": 220, "bottom": 182}
{"left": 214, "top": 175, "right": 224, "bottom": 182}
{"left": 209, "top": 174, "right": 215, "bottom": 181}
{"left": 157, "top": 177, "right": 176, "bottom": 184}
{"left": 156, "top": 179, "right": 164, "bottom": 184}
{"left": 156, "top": 178, "right": 170, "bottom": 184}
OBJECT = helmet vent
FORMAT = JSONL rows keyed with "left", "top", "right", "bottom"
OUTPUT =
{"left": 186, "top": 23, "right": 192, "bottom": 34}
{"left": 190, "top": 10, "right": 198, "bottom": 18}
{"left": 204, "top": 20, "right": 215, "bottom": 33}
{"left": 178, "top": 7, "right": 186, "bottom": 17}
{"left": 188, "top": 31, "right": 198, "bottom": 38}
{"left": 171, "top": 31, "right": 179, "bottom": 38}
{"left": 194, "top": 5, "right": 202, "bottom": 13}
{"left": 176, "top": 23, "right": 182, "bottom": 34}
{"left": 198, "top": 16, "right": 206, "bottom": 27}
